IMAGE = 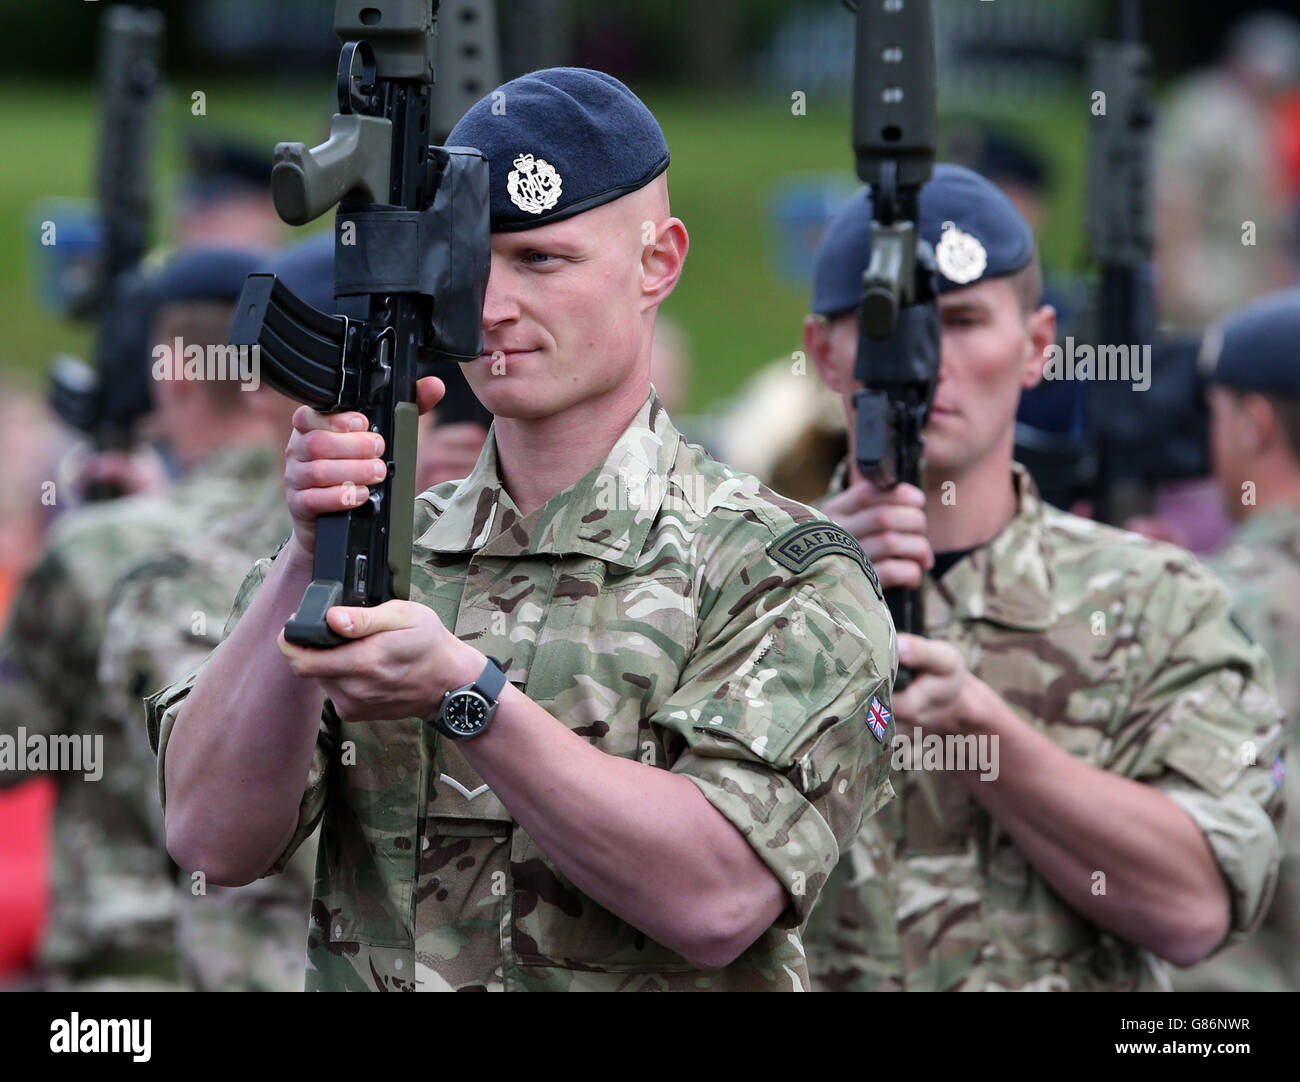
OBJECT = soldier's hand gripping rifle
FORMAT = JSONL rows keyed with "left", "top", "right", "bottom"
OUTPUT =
{"left": 231, "top": 0, "right": 490, "bottom": 647}
{"left": 49, "top": 5, "right": 163, "bottom": 499}
{"left": 846, "top": 0, "right": 940, "bottom": 689}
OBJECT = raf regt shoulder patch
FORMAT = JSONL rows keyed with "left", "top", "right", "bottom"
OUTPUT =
{"left": 767, "top": 521, "right": 880, "bottom": 594}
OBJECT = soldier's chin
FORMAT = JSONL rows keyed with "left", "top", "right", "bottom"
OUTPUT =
{"left": 917, "top": 435, "right": 966, "bottom": 476}
{"left": 476, "top": 382, "right": 557, "bottom": 421}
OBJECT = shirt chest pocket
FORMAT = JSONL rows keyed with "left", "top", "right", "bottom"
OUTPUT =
{"left": 506, "top": 568, "right": 702, "bottom": 972}
{"left": 965, "top": 621, "right": 1121, "bottom": 763}
{"left": 523, "top": 567, "right": 695, "bottom": 759}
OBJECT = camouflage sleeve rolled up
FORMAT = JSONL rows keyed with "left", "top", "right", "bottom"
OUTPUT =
{"left": 1, "top": 496, "right": 193, "bottom": 787}
{"left": 1105, "top": 548, "right": 1286, "bottom": 944}
{"left": 653, "top": 519, "right": 897, "bottom": 925}
{"left": 145, "top": 555, "right": 334, "bottom": 876}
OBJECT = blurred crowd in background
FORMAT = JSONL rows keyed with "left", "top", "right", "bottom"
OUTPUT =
{"left": 2, "top": 0, "right": 1300, "bottom": 989}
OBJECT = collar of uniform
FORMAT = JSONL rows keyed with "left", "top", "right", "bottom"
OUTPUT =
{"left": 416, "top": 388, "right": 679, "bottom": 570}
{"left": 1228, "top": 504, "right": 1300, "bottom": 554}
{"left": 927, "top": 462, "right": 1055, "bottom": 631}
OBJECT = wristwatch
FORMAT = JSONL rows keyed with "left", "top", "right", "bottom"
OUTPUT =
{"left": 430, "top": 656, "right": 507, "bottom": 740}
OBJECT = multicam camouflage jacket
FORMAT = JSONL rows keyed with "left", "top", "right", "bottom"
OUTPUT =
{"left": 806, "top": 462, "right": 1285, "bottom": 991}
{"left": 0, "top": 442, "right": 280, "bottom": 983}
{"left": 1175, "top": 505, "right": 1300, "bottom": 992}
{"left": 148, "top": 390, "right": 899, "bottom": 991}
{"left": 99, "top": 473, "right": 316, "bottom": 992}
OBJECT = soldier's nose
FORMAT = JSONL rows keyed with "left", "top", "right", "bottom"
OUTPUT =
{"left": 481, "top": 261, "right": 521, "bottom": 331}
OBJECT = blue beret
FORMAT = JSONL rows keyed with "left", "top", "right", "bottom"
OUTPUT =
{"left": 447, "top": 67, "right": 669, "bottom": 232}
{"left": 259, "top": 232, "right": 337, "bottom": 314}
{"left": 1206, "top": 287, "right": 1300, "bottom": 395}
{"left": 156, "top": 246, "right": 265, "bottom": 305}
{"left": 812, "top": 163, "right": 1036, "bottom": 316}
{"left": 184, "top": 133, "right": 271, "bottom": 204}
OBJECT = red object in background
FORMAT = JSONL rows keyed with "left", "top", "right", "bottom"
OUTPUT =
{"left": 0, "top": 778, "right": 55, "bottom": 975}
{"left": 1272, "top": 90, "right": 1300, "bottom": 198}
{"left": 0, "top": 561, "right": 56, "bottom": 978}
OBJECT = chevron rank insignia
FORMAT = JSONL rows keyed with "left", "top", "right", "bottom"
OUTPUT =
{"left": 767, "top": 521, "right": 880, "bottom": 594}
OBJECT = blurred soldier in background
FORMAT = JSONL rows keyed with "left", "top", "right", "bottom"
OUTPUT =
{"left": 711, "top": 357, "right": 846, "bottom": 505}
{"left": 45, "top": 134, "right": 287, "bottom": 516}
{"left": 802, "top": 165, "right": 1285, "bottom": 991}
{"left": 0, "top": 387, "right": 57, "bottom": 611}
{"left": 178, "top": 134, "right": 284, "bottom": 253}
{"left": 1173, "top": 289, "right": 1300, "bottom": 992}
{"left": 95, "top": 240, "right": 331, "bottom": 992}
{"left": 1156, "top": 11, "right": 1300, "bottom": 331}
{"left": 96, "top": 236, "right": 497, "bottom": 991}
{"left": 0, "top": 246, "right": 282, "bottom": 988}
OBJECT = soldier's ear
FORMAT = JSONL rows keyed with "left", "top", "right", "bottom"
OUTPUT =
{"left": 1242, "top": 392, "right": 1278, "bottom": 454}
{"left": 1021, "top": 304, "right": 1056, "bottom": 390}
{"left": 804, "top": 316, "right": 839, "bottom": 391}
{"left": 639, "top": 217, "right": 689, "bottom": 309}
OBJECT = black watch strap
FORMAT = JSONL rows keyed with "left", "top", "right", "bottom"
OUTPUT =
{"left": 475, "top": 656, "right": 507, "bottom": 702}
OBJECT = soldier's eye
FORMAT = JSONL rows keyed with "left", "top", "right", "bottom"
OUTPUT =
{"left": 524, "top": 251, "right": 555, "bottom": 265}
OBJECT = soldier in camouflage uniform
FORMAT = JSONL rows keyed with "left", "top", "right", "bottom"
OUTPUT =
{"left": 149, "top": 68, "right": 897, "bottom": 992}
{"left": 93, "top": 239, "right": 352, "bottom": 992}
{"left": 98, "top": 479, "right": 313, "bottom": 991}
{"left": 1173, "top": 289, "right": 1300, "bottom": 991}
{"left": 800, "top": 165, "right": 1285, "bottom": 991}
{"left": 0, "top": 247, "right": 281, "bottom": 988}
{"left": 1155, "top": 13, "right": 1300, "bottom": 331}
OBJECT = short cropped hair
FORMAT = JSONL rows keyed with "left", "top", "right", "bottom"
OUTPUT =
{"left": 1007, "top": 250, "right": 1043, "bottom": 316}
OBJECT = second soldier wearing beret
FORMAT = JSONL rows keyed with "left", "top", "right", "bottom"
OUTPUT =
{"left": 800, "top": 164, "right": 1286, "bottom": 991}
{"left": 1172, "top": 288, "right": 1300, "bottom": 992}
{"left": 150, "top": 68, "right": 899, "bottom": 992}
{"left": 0, "top": 245, "right": 296, "bottom": 988}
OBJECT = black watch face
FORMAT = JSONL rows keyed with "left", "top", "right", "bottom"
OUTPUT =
{"left": 443, "top": 692, "right": 489, "bottom": 736}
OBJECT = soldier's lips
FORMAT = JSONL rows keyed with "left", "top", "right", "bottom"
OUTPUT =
{"left": 477, "top": 349, "right": 537, "bottom": 363}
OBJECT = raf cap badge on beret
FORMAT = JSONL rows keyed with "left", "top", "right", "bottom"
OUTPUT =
{"left": 935, "top": 223, "right": 988, "bottom": 286}
{"left": 507, "top": 153, "right": 563, "bottom": 215}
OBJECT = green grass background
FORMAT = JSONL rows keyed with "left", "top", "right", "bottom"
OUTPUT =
{"left": 0, "top": 78, "right": 1089, "bottom": 412}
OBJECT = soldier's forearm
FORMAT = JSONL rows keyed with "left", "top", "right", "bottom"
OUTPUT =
{"left": 164, "top": 541, "right": 325, "bottom": 886}
{"left": 959, "top": 682, "right": 1231, "bottom": 964}
{"left": 460, "top": 684, "right": 788, "bottom": 970}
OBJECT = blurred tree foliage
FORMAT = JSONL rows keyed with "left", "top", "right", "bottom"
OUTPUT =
{"left": 0, "top": 0, "right": 1277, "bottom": 86}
